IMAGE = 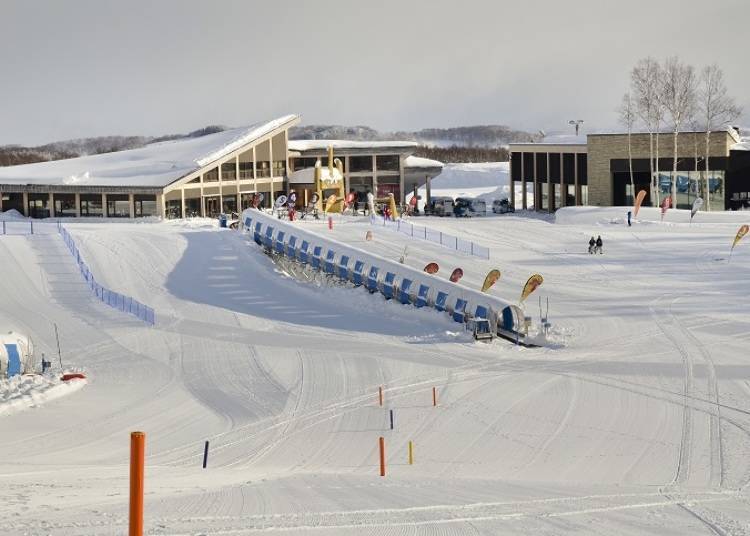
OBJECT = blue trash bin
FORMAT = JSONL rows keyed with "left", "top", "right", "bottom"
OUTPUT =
{"left": 219, "top": 214, "right": 227, "bottom": 228}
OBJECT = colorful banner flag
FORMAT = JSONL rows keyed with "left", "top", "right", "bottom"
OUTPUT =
{"left": 633, "top": 190, "right": 647, "bottom": 219}
{"left": 731, "top": 224, "right": 749, "bottom": 253}
{"left": 449, "top": 268, "right": 464, "bottom": 283}
{"left": 690, "top": 197, "right": 703, "bottom": 221}
{"left": 481, "top": 269, "right": 501, "bottom": 293}
{"left": 423, "top": 262, "right": 439, "bottom": 274}
{"left": 520, "top": 274, "right": 543, "bottom": 304}
{"left": 660, "top": 196, "right": 671, "bottom": 221}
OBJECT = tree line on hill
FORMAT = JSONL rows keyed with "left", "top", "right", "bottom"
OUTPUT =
{"left": 0, "top": 123, "right": 529, "bottom": 167}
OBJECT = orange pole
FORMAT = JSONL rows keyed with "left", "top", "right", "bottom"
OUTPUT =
{"left": 432, "top": 386, "right": 437, "bottom": 407}
{"left": 378, "top": 386, "right": 383, "bottom": 407}
{"left": 379, "top": 436, "right": 385, "bottom": 477}
{"left": 129, "top": 431, "right": 145, "bottom": 536}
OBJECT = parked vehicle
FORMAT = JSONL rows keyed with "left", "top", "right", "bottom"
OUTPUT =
{"left": 427, "top": 196, "right": 455, "bottom": 217}
{"left": 454, "top": 197, "right": 485, "bottom": 217}
{"left": 492, "top": 198, "right": 515, "bottom": 214}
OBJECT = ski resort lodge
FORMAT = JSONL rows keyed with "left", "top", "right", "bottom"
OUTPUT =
{"left": 509, "top": 127, "right": 750, "bottom": 212}
{"left": 0, "top": 114, "right": 444, "bottom": 219}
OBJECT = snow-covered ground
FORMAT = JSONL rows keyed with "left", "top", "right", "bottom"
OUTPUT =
{"left": 2, "top": 204, "right": 750, "bottom": 534}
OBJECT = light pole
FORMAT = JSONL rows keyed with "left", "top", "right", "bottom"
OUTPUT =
{"left": 568, "top": 120, "right": 584, "bottom": 136}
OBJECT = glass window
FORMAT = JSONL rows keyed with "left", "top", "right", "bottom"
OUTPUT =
{"left": 581, "top": 185, "right": 589, "bottom": 205}
{"left": 239, "top": 161, "right": 254, "bottom": 179}
{"left": 134, "top": 195, "right": 157, "bottom": 217}
{"left": 535, "top": 153, "right": 548, "bottom": 180}
{"left": 541, "top": 182, "right": 549, "bottom": 211}
{"left": 221, "top": 163, "right": 236, "bottom": 181}
{"left": 256, "top": 161, "right": 271, "bottom": 178}
{"left": 107, "top": 194, "right": 130, "bottom": 218}
{"left": 272, "top": 160, "right": 286, "bottom": 177}
{"left": 204, "top": 167, "right": 219, "bottom": 182}
{"left": 377, "top": 175, "right": 400, "bottom": 184}
{"left": 80, "top": 194, "right": 103, "bottom": 217}
{"left": 376, "top": 155, "right": 400, "bottom": 172}
{"left": 166, "top": 199, "right": 181, "bottom": 219}
{"left": 54, "top": 193, "right": 76, "bottom": 217}
{"left": 349, "top": 155, "right": 373, "bottom": 173}
{"left": 28, "top": 194, "right": 50, "bottom": 218}
{"left": 223, "top": 195, "right": 237, "bottom": 214}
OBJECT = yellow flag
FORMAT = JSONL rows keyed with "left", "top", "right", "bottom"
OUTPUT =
{"left": 481, "top": 269, "right": 501, "bottom": 293}
{"left": 520, "top": 274, "right": 543, "bottom": 303}
{"left": 731, "top": 224, "right": 749, "bottom": 251}
{"left": 633, "top": 190, "right": 647, "bottom": 218}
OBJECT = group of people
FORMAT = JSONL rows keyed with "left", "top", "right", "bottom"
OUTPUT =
{"left": 588, "top": 235, "right": 604, "bottom": 255}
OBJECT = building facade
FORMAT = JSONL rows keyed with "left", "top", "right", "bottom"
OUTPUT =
{"left": 510, "top": 128, "right": 748, "bottom": 212}
{"left": 0, "top": 115, "right": 444, "bottom": 219}
{"left": 508, "top": 143, "right": 588, "bottom": 211}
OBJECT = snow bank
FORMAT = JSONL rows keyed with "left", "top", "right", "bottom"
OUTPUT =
{"left": 0, "top": 373, "right": 87, "bottom": 417}
{"left": 556, "top": 205, "right": 750, "bottom": 226}
{"left": 0, "top": 209, "right": 27, "bottom": 221}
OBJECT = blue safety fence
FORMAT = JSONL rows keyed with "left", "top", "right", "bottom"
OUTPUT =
{"left": 370, "top": 216, "right": 490, "bottom": 260}
{"left": 58, "top": 224, "right": 156, "bottom": 325}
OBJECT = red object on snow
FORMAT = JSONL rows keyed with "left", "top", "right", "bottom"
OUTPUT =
{"left": 328, "top": 216, "right": 333, "bottom": 230}
{"left": 62, "top": 373, "right": 86, "bottom": 381}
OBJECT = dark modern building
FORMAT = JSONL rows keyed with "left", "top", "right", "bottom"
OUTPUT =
{"left": 510, "top": 128, "right": 749, "bottom": 211}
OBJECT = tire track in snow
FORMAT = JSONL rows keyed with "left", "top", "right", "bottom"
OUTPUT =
{"left": 649, "top": 294, "right": 695, "bottom": 487}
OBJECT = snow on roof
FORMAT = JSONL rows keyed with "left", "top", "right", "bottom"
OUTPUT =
{"left": 0, "top": 115, "right": 299, "bottom": 188}
{"left": 732, "top": 133, "right": 750, "bottom": 151}
{"left": 288, "top": 139, "right": 417, "bottom": 151}
{"left": 404, "top": 155, "right": 444, "bottom": 169}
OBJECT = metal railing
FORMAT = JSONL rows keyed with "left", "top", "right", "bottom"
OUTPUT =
{"left": 371, "top": 216, "right": 490, "bottom": 259}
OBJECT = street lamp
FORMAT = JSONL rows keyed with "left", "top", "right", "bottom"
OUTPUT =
{"left": 568, "top": 120, "right": 584, "bottom": 136}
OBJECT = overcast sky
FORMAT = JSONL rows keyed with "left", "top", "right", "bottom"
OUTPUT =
{"left": 1, "top": 0, "right": 748, "bottom": 145}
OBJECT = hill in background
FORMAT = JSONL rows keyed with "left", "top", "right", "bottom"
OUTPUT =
{"left": 0, "top": 123, "right": 536, "bottom": 167}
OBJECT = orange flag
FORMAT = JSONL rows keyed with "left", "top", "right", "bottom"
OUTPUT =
{"left": 481, "top": 269, "right": 501, "bottom": 293}
{"left": 731, "top": 224, "right": 749, "bottom": 253}
{"left": 633, "top": 190, "right": 647, "bottom": 218}
{"left": 520, "top": 274, "right": 543, "bottom": 303}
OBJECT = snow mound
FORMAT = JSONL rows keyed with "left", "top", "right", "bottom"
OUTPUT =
{"left": 0, "top": 372, "right": 87, "bottom": 417}
{"left": 0, "top": 209, "right": 27, "bottom": 221}
{"left": 555, "top": 206, "right": 750, "bottom": 226}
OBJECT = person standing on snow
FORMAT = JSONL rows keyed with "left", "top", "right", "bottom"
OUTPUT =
{"left": 588, "top": 236, "right": 595, "bottom": 254}
{"left": 596, "top": 235, "right": 603, "bottom": 254}
{"left": 366, "top": 190, "right": 375, "bottom": 216}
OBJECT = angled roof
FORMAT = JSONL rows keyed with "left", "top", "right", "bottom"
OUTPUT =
{"left": 404, "top": 155, "right": 444, "bottom": 169}
{"left": 0, "top": 115, "right": 299, "bottom": 188}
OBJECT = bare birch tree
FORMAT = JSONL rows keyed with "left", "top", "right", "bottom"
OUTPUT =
{"left": 618, "top": 92, "right": 637, "bottom": 203}
{"left": 662, "top": 56, "right": 697, "bottom": 207}
{"left": 698, "top": 64, "right": 742, "bottom": 211}
{"left": 631, "top": 58, "right": 662, "bottom": 205}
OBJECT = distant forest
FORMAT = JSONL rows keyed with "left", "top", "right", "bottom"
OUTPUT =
{"left": 413, "top": 145, "right": 509, "bottom": 163}
{"left": 1, "top": 123, "right": 524, "bottom": 167}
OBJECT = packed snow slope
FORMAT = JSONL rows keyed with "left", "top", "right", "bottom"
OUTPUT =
{"left": 2, "top": 206, "right": 750, "bottom": 535}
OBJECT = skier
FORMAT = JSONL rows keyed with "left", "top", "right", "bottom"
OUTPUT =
{"left": 588, "top": 236, "right": 595, "bottom": 254}
{"left": 595, "top": 235, "right": 603, "bottom": 254}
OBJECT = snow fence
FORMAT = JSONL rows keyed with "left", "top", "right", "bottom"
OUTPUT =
{"left": 58, "top": 224, "right": 156, "bottom": 325}
{"left": 370, "top": 215, "right": 490, "bottom": 259}
{"left": 241, "top": 209, "right": 525, "bottom": 336}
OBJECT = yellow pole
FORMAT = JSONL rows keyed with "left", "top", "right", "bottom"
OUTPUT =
{"left": 408, "top": 440, "right": 413, "bottom": 465}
